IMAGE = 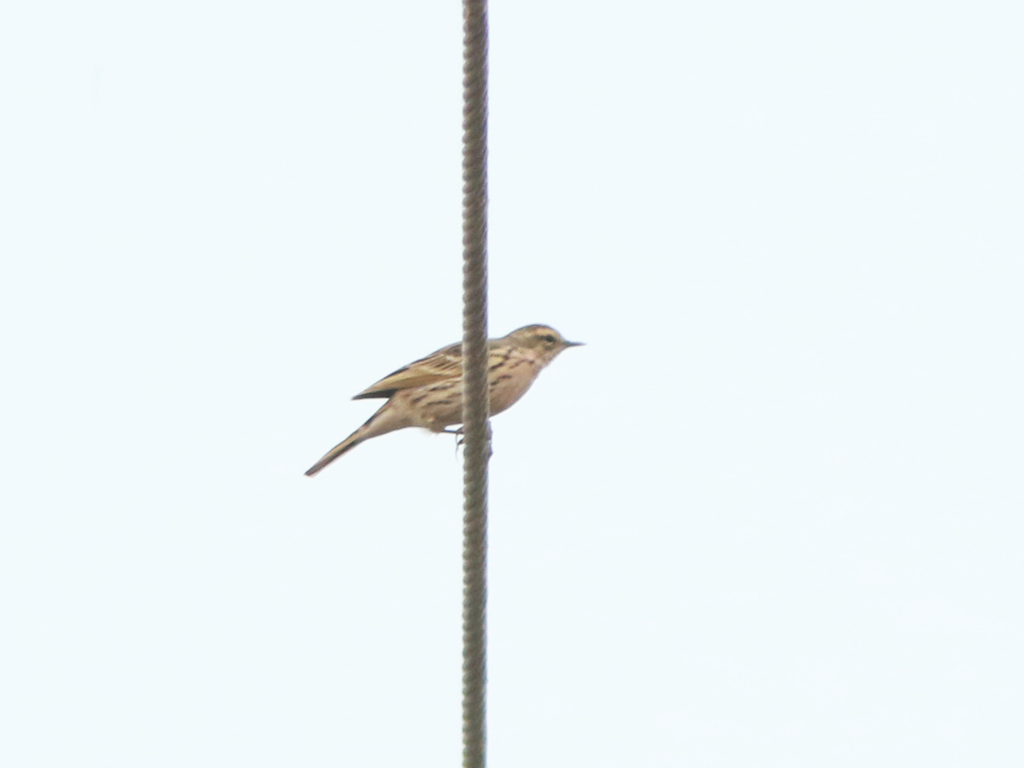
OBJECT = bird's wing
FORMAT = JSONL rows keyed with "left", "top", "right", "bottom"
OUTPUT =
{"left": 352, "top": 342, "right": 463, "bottom": 399}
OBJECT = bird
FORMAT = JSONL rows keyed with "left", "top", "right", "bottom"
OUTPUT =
{"left": 305, "top": 324, "right": 582, "bottom": 476}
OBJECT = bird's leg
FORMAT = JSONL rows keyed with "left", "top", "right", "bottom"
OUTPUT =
{"left": 443, "top": 425, "right": 494, "bottom": 459}
{"left": 443, "top": 424, "right": 494, "bottom": 459}
{"left": 442, "top": 426, "right": 465, "bottom": 452}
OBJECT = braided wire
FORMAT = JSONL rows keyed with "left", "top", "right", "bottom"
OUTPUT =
{"left": 460, "top": 1, "right": 490, "bottom": 767}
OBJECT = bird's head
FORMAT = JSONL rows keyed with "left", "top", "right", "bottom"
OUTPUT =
{"left": 505, "top": 324, "right": 584, "bottom": 365}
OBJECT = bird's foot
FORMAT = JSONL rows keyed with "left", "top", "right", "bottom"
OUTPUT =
{"left": 442, "top": 427, "right": 466, "bottom": 452}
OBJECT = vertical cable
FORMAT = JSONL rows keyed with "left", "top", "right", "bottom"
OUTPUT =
{"left": 460, "top": 1, "right": 489, "bottom": 767}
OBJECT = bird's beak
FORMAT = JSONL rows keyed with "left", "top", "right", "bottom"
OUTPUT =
{"left": 564, "top": 340, "right": 585, "bottom": 348}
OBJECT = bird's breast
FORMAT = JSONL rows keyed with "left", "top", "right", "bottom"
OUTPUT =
{"left": 487, "top": 356, "right": 542, "bottom": 415}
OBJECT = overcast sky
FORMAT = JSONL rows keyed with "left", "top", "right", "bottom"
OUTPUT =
{"left": 2, "top": 2, "right": 1021, "bottom": 766}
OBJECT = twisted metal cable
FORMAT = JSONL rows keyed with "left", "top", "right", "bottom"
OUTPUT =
{"left": 460, "top": 1, "right": 489, "bottom": 766}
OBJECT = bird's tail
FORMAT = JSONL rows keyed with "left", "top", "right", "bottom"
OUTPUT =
{"left": 304, "top": 430, "right": 365, "bottom": 476}
{"left": 304, "top": 404, "right": 397, "bottom": 477}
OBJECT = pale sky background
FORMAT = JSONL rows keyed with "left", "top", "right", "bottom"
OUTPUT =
{"left": 2, "top": 2, "right": 1022, "bottom": 766}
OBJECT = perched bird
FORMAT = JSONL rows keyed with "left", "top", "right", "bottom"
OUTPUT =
{"left": 305, "top": 324, "right": 582, "bottom": 476}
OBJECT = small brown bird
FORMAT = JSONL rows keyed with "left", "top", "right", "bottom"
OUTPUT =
{"left": 305, "top": 324, "right": 582, "bottom": 476}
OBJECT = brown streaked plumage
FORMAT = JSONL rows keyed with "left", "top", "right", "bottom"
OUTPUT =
{"left": 305, "top": 324, "right": 582, "bottom": 476}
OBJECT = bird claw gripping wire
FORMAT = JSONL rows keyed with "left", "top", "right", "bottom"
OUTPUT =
{"left": 443, "top": 426, "right": 466, "bottom": 453}
{"left": 443, "top": 424, "right": 493, "bottom": 458}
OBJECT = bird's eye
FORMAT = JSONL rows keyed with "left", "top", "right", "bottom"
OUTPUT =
{"left": 542, "top": 334, "right": 556, "bottom": 344}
